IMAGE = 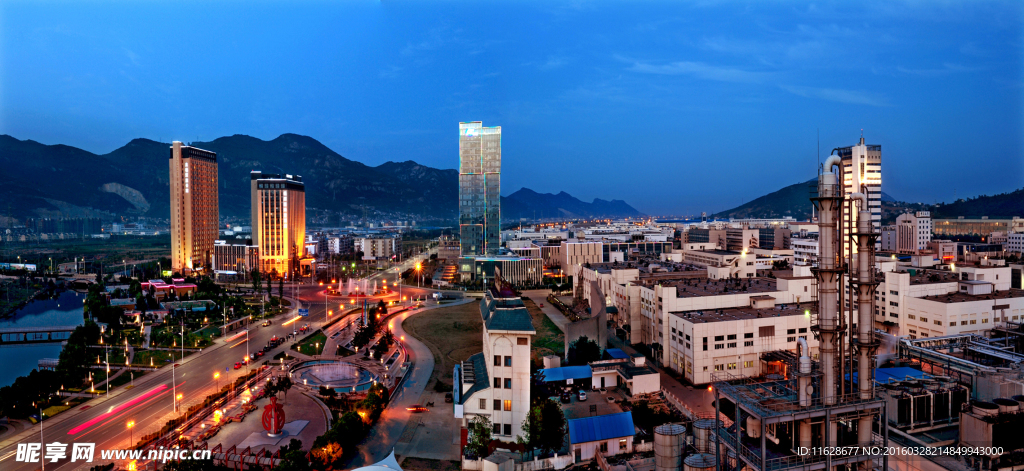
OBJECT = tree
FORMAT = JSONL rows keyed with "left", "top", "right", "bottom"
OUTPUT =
{"left": 277, "top": 375, "right": 294, "bottom": 403}
{"left": 466, "top": 415, "right": 493, "bottom": 458}
{"left": 377, "top": 299, "right": 387, "bottom": 316}
{"left": 518, "top": 398, "right": 567, "bottom": 457}
{"left": 279, "top": 279, "right": 284, "bottom": 300}
{"left": 567, "top": 335, "right": 602, "bottom": 366}
{"left": 275, "top": 439, "right": 310, "bottom": 471}
{"left": 250, "top": 269, "right": 262, "bottom": 295}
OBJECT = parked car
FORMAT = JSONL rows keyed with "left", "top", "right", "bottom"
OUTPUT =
{"left": 444, "top": 393, "right": 454, "bottom": 403}
{"left": 578, "top": 390, "right": 587, "bottom": 402}
{"left": 560, "top": 392, "right": 571, "bottom": 404}
{"left": 234, "top": 362, "right": 242, "bottom": 369}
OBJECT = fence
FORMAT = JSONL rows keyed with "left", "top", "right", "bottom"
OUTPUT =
{"left": 462, "top": 453, "right": 574, "bottom": 471}
{"left": 661, "top": 387, "right": 734, "bottom": 427}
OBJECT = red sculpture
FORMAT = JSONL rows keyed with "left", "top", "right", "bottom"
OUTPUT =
{"left": 262, "top": 396, "right": 285, "bottom": 435}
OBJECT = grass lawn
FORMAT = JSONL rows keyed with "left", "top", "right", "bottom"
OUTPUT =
{"left": 403, "top": 302, "right": 482, "bottom": 388}
{"left": 272, "top": 351, "right": 298, "bottom": 361}
{"left": 108, "top": 369, "right": 146, "bottom": 389}
{"left": 292, "top": 331, "right": 327, "bottom": 355}
{"left": 87, "top": 346, "right": 129, "bottom": 366}
{"left": 132, "top": 349, "right": 193, "bottom": 367}
{"left": 522, "top": 298, "right": 565, "bottom": 364}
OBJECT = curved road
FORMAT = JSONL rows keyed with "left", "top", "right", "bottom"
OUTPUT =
{"left": 345, "top": 297, "right": 471, "bottom": 469}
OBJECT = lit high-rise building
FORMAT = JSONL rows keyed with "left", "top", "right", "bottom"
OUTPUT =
{"left": 838, "top": 135, "right": 882, "bottom": 255}
{"left": 459, "top": 121, "right": 501, "bottom": 256}
{"left": 169, "top": 141, "right": 219, "bottom": 274}
{"left": 250, "top": 171, "right": 306, "bottom": 279}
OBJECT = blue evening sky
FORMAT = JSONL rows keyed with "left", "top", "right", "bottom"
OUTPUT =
{"left": 1, "top": 1, "right": 1021, "bottom": 215}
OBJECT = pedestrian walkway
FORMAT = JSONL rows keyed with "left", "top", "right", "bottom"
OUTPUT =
{"left": 521, "top": 289, "right": 571, "bottom": 331}
{"left": 143, "top": 325, "right": 152, "bottom": 348}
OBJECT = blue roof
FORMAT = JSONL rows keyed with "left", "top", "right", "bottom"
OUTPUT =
{"left": 568, "top": 411, "right": 635, "bottom": 444}
{"left": 538, "top": 365, "right": 592, "bottom": 382}
{"left": 605, "top": 348, "right": 629, "bottom": 360}
{"left": 847, "top": 367, "right": 929, "bottom": 385}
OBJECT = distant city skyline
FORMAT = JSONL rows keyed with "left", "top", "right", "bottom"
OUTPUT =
{"left": 1, "top": 1, "right": 1021, "bottom": 215}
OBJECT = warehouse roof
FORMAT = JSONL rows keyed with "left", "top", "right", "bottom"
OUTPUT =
{"left": 568, "top": 411, "right": 635, "bottom": 445}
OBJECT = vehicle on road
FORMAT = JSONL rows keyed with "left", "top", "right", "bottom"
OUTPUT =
{"left": 560, "top": 391, "right": 571, "bottom": 403}
{"left": 406, "top": 405, "right": 428, "bottom": 413}
{"left": 578, "top": 390, "right": 587, "bottom": 401}
{"left": 234, "top": 362, "right": 242, "bottom": 369}
{"left": 444, "top": 393, "right": 454, "bottom": 403}
{"left": 262, "top": 320, "right": 272, "bottom": 326}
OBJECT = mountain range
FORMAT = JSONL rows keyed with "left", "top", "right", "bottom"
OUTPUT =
{"left": 0, "top": 134, "right": 643, "bottom": 222}
{"left": 714, "top": 178, "right": 1022, "bottom": 221}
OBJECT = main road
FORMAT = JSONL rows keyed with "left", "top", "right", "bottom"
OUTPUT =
{"left": 0, "top": 252, "right": 452, "bottom": 470}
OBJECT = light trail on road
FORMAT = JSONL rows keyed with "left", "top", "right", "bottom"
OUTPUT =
{"left": 282, "top": 315, "right": 302, "bottom": 326}
{"left": 67, "top": 384, "right": 169, "bottom": 435}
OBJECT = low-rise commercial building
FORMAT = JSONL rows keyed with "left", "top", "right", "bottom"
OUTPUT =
{"left": 213, "top": 240, "right": 259, "bottom": 275}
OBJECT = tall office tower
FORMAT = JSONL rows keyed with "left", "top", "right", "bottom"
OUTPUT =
{"left": 169, "top": 141, "right": 219, "bottom": 274}
{"left": 459, "top": 121, "right": 501, "bottom": 256}
{"left": 250, "top": 171, "right": 306, "bottom": 279}
{"left": 838, "top": 135, "right": 882, "bottom": 256}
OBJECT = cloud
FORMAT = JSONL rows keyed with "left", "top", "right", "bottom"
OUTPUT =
{"left": 379, "top": 65, "right": 402, "bottom": 79}
{"left": 524, "top": 56, "right": 568, "bottom": 70}
{"left": 400, "top": 25, "right": 461, "bottom": 56}
{"left": 897, "top": 63, "right": 981, "bottom": 77}
{"left": 617, "top": 55, "right": 770, "bottom": 83}
{"left": 780, "top": 85, "right": 890, "bottom": 107}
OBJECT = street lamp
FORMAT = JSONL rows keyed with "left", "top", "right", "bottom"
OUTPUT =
{"left": 127, "top": 420, "right": 135, "bottom": 448}
{"left": 214, "top": 372, "right": 220, "bottom": 391}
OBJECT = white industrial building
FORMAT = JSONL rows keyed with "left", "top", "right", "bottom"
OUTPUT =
{"left": 454, "top": 281, "right": 535, "bottom": 439}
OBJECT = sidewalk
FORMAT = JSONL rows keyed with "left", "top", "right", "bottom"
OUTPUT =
{"left": 521, "top": 289, "right": 570, "bottom": 331}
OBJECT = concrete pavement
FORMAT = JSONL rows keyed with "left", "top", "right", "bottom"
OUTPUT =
{"left": 344, "top": 298, "right": 472, "bottom": 469}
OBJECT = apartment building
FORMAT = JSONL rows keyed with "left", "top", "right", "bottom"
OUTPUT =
{"left": 169, "top": 141, "right": 219, "bottom": 274}
{"left": 356, "top": 237, "right": 397, "bottom": 261}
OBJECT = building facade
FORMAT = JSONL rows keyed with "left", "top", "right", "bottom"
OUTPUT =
{"left": 459, "top": 121, "right": 501, "bottom": 257}
{"left": 356, "top": 237, "right": 397, "bottom": 261}
{"left": 250, "top": 171, "right": 306, "bottom": 279}
{"left": 213, "top": 240, "right": 259, "bottom": 275}
{"left": 838, "top": 136, "right": 882, "bottom": 255}
{"left": 454, "top": 283, "right": 535, "bottom": 440}
{"left": 169, "top": 141, "right": 219, "bottom": 274}
{"left": 896, "top": 211, "right": 932, "bottom": 254}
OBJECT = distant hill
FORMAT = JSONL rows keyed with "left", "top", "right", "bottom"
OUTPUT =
{"left": 931, "top": 188, "right": 1024, "bottom": 219}
{"left": 713, "top": 175, "right": 1023, "bottom": 222}
{"left": 713, "top": 179, "right": 817, "bottom": 220}
{"left": 501, "top": 188, "right": 644, "bottom": 220}
{"left": 0, "top": 134, "right": 643, "bottom": 222}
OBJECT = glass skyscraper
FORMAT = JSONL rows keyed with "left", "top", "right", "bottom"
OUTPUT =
{"left": 459, "top": 121, "right": 501, "bottom": 256}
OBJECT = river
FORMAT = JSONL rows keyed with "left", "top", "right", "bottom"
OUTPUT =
{"left": 0, "top": 289, "right": 86, "bottom": 388}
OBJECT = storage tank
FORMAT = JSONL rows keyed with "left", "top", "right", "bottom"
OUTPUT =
{"left": 973, "top": 401, "right": 999, "bottom": 416}
{"left": 692, "top": 418, "right": 720, "bottom": 453}
{"left": 683, "top": 453, "right": 716, "bottom": 471}
{"left": 994, "top": 398, "right": 1019, "bottom": 413}
{"left": 654, "top": 424, "right": 685, "bottom": 471}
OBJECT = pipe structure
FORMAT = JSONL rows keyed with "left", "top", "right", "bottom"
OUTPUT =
{"left": 812, "top": 157, "right": 844, "bottom": 408}
{"left": 853, "top": 193, "right": 881, "bottom": 451}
